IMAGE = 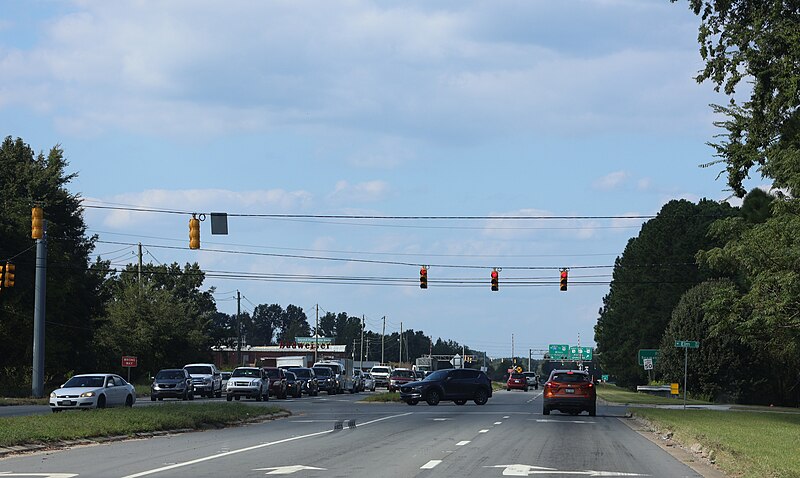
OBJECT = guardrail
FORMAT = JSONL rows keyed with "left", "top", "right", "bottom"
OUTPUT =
{"left": 636, "top": 385, "right": 672, "bottom": 398}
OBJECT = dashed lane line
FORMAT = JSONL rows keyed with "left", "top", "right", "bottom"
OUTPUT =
{"left": 420, "top": 460, "right": 442, "bottom": 470}
{"left": 456, "top": 441, "right": 470, "bottom": 446}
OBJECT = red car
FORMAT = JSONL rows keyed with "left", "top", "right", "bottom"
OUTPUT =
{"left": 506, "top": 372, "right": 529, "bottom": 391}
{"left": 543, "top": 369, "right": 596, "bottom": 416}
{"left": 388, "top": 369, "right": 416, "bottom": 392}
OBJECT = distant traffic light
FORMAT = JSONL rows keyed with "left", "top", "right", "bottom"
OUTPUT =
{"left": 3, "top": 262, "right": 15, "bottom": 288}
{"left": 559, "top": 269, "right": 568, "bottom": 291}
{"left": 189, "top": 215, "right": 200, "bottom": 249}
{"left": 31, "top": 207, "right": 44, "bottom": 239}
{"left": 0, "top": 264, "right": 4, "bottom": 290}
{"left": 419, "top": 266, "right": 428, "bottom": 289}
{"left": 491, "top": 269, "right": 499, "bottom": 291}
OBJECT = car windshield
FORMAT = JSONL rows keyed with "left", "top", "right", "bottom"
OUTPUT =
{"left": 63, "top": 376, "right": 106, "bottom": 388}
{"left": 285, "top": 372, "right": 295, "bottom": 380}
{"left": 155, "top": 370, "right": 185, "bottom": 380}
{"left": 313, "top": 368, "right": 332, "bottom": 377}
{"left": 372, "top": 367, "right": 389, "bottom": 374}
{"left": 423, "top": 370, "right": 450, "bottom": 381}
{"left": 316, "top": 364, "right": 341, "bottom": 374}
{"left": 392, "top": 370, "right": 415, "bottom": 378}
{"left": 289, "top": 368, "right": 312, "bottom": 378}
{"left": 232, "top": 368, "right": 259, "bottom": 377}
{"left": 511, "top": 373, "right": 525, "bottom": 379}
{"left": 185, "top": 366, "right": 213, "bottom": 375}
{"left": 264, "top": 369, "right": 280, "bottom": 379}
{"left": 551, "top": 372, "right": 589, "bottom": 383}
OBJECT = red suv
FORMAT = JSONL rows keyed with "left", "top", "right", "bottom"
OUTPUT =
{"left": 262, "top": 367, "right": 288, "bottom": 399}
{"left": 388, "top": 369, "right": 416, "bottom": 392}
{"left": 543, "top": 369, "right": 596, "bottom": 416}
{"left": 506, "top": 372, "right": 529, "bottom": 391}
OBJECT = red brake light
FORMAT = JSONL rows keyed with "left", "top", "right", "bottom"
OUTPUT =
{"left": 587, "top": 382, "right": 593, "bottom": 388}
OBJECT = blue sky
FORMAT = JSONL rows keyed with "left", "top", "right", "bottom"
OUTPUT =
{"left": 0, "top": 1, "right": 760, "bottom": 360}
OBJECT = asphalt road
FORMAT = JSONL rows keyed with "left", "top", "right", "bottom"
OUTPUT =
{"left": 0, "top": 389, "right": 703, "bottom": 477}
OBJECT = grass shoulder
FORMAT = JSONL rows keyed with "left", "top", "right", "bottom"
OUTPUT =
{"left": 632, "top": 408, "right": 800, "bottom": 478}
{"left": 597, "top": 383, "right": 710, "bottom": 405}
{"left": 361, "top": 392, "right": 401, "bottom": 403}
{"left": 0, "top": 397, "right": 48, "bottom": 406}
{"left": 0, "top": 403, "right": 284, "bottom": 448}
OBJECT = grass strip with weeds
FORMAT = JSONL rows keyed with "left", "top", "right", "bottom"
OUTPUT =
{"left": 0, "top": 403, "right": 283, "bottom": 448}
{"left": 633, "top": 408, "right": 800, "bottom": 478}
{"left": 0, "top": 397, "right": 48, "bottom": 407}
{"left": 362, "top": 392, "right": 401, "bottom": 403}
{"left": 597, "top": 384, "right": 709, "bottom": 405}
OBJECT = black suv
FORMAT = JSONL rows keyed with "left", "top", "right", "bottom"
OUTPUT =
{"left": 399, "top": 368, "right": 492, "bottom": 406}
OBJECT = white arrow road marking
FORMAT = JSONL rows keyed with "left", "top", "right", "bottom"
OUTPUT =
{"left": 253, "top": 465, "right": 326, "bottom": 475}
{"left": 485, "top": 464, "right": 649, "bottom": 476}
{"left": 120, "top": 412, "right": 412, "bottom": 478}
{"left": 0, "top": 474, "right": 79, "bottom": 478}
{"left": 534, "top": 419, "right": 595, "bottom": 424}
{"left": 420, "top": 460, "right": 442, "bottom": 470}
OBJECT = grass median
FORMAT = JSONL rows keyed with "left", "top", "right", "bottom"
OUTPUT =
{"left": 0, "top": 403, "right": 283, "bottom": 448}
{"left": 362, "top": 391, "right": 401, "bottom": 402}
{"left": 597, "top": 383, "right": 710, "bottom": 405}
{"left": 632, "top": 408, "right": 800, "bottom": 478}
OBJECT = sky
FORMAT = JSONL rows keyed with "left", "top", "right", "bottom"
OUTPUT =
{"left": 0, "top": 0, "right": 761, "bottom": 361}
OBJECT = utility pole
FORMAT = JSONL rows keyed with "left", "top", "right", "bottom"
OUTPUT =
{"left": 512, "top": 333, "right": 515, "bottom": 365}
{"left": 359, "top": 315, "right": 365, "bottom": 371}
{"left": 381, "top": 316, "right": 385, "bottom": 364}
{"left": 315, "top": 304, "right": 319, "bottom": 363}
{"left": 31, "top": 219, "right": 47, "bottom": 398}
{"left": 137, "top": 242, "right": 143, "bottom": 289}
{"left": 236, "top": 290, "right": 241, "bottom": 366}
{"left": 529, "top": 348, "right": 532, "bottom": 372}
{"left": 366, "top": 338, "right": 370, "bottom": 361}
{"left": 462, "top": 344, "right": 465, "bottom": 369}
{"left": 399, "top": 321, "right": 403, "bottom": 365}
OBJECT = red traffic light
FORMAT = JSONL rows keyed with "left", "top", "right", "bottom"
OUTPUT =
{"left": 491, "top": 270, "right": 498, "bottom": 279}
{"left": 491, "top": 270, "right": 499, "bottom": 291}
{"left": 559, "top": 269, "right": 568, "bottom": 291}
{"left": 420, "top": 267, "right": 428, "bottom": 289}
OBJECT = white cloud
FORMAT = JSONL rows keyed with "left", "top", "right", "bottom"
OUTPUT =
{"left": 637, "top": 178, "right": 652, "bottom": 191}
{"left": 593, "top": 171, "right": 629, "bottom": 191}
{"left": 328, "top": 180, "right": 390, "bottom": 203}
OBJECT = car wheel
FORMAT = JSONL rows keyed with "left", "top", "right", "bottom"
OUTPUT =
{"left": 425, "top": 390, "right": 441, "bottom": 406}
{"left": 328, "top": 389, "right": 335, "bottom": 395}
{"left": 264, "top": 391, "right": 269, "bottom": 402}
{"left": 189, "top": 391, "right": 194, "bottom": 401}
{"left": 215, "top": 389, "right": 222, "bottom": 398}
{"left": 234, "top": 395, "right": 240, "bottom": 401}
{"left": 150, "top": 395, "right": 156, "bottom": 402}
{"left": 52, "top": 409, "right": 61, "bottom": 413}
{"left": 158, "top": 397, "right": 163, "bottom": 401}
{"left": 182, "top": 390, "right": 188, "bottom": 401}
{"left": 524, "top": 387, "right": 529, "bottom": 392}
{"left": 256, "top": 391, "right": 263, "bottom": 401}
{"left": 371, "top": 386, "right": 375, "bottom": 392}
{"left": 506, "top": 387, "right": 511, "bottom": 391}
{"left": 589, "top": 405, "right": 596, "bottom": 417}
{"left": 473, "top": 389, "right": 489, "bottom": 406}
{"left": 226, "top": 395, "right": 233, "bottom": 402}
{"left": 96, "top": 395, "right": 106, "bottom": 409}
{"left": 407, "top": 398, "right": 419, "bottom": 406}
{"left": 125, "top": 395, "right": 134, "bottom": 407}
{"left": 454, "top": 399, "right": 467, "bottom": 405}
{"left": 543, "top": 406, "right": 550, "bottom": 415}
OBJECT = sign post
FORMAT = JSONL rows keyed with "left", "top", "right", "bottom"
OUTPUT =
{"left": 121, "top": 355, "right": 138, "bottom": 382}
{"left": 674, "top": 341, "right": 699, "bottom": 409}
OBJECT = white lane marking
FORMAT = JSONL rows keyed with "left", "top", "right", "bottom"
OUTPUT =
{"left": 121, "top": 412, "right": 412, "bottom": 478}
{"left": 420, "top": 460, "right": 442, "bottom": 470}
{"left": 478, "top": 429, "right": 489, "bottom": 433}
{"left": 0, "top": 474, "right": 79, "bottom": 478}
{"left": 456, "top": 440, "right": 470, "bottom": 446}
{"left": 432, "top": 418, "right": 451, "bottom": 421}
{"left": 534, "top": 419, "right": 595, "bottom": 424}
{"left": 503, "top": 416, "right": 510, "bottom": 419}
{"left": 486, "top": 464, "right": 649, "bottom": 476}
{"left": 494, "top": 421, "right": 502, "bottom": 425}
{"left": 253, "top": 465, "right": 326, "bottom": 475}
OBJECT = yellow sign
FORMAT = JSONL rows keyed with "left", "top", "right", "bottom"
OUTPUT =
{"left": 515, "top": 366, "right": 523, "bottom": 373}
{"left": 670, "top": 383, "right": 679, "bottom": 395}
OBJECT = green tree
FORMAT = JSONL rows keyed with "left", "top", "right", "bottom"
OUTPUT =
{"left": 673, "top": 0, "right": 800, "bottom": 197}
{"left": 249, "top": 304, "right": 281, "bottom": 345}
{"left": 594, "top": 199, "right": 735, "bottom": 387}
{"left": 275, "top": 304, "right": 310, "bottom": 343}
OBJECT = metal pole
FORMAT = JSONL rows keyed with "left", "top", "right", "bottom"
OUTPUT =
{"left": 359, "top": 315, "right": 365, "bottom": 371}
{"left": 236, "top": 290, "right": 241, "bottom": 365}
{"left": 528, "top": 349, "right": 531, "bottom": 371}
{"left": 32, "top": 220, "right": 47, "bottom": 398}
{"left": 137, "top": 242, "right": 142, "bottom": 287}
{"left": 683, "top": 346, "right": 688, "bottom": 410}
{"left": 399, "top": 321, "right": 403, "bottom": 365}
{"left": 381, "top": 316, "right": 385, "bottom": 364}
{"left": 315, "top": 304, "right": 319, "bottom": 363}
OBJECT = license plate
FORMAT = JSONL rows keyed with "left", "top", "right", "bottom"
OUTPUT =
{"left": 58, "top": 400, "right": 75, "bottom": 406}
{"left": 565, "top": 388, "right": 575, "bottom": 394}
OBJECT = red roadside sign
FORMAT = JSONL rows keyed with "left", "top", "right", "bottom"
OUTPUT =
{"left": 122, "top": 356, "right": 138, "bottom": 367}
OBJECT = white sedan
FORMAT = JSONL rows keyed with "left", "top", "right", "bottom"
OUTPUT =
{"left": 50, "top": 373, "right": 136, "bottom": 412}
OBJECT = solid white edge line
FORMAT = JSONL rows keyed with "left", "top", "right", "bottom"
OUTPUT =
{"left": 420, "top": 460, "right": 442, "bottom": 469}
{"left": 121, "top": 412, "right": 413, "bottom": 478}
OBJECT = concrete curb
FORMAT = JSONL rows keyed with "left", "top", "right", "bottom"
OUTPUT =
{"left": 0, "top": 411, "right": 291, "bottom": 459}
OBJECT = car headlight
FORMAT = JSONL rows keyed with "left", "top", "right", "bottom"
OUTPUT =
{"left": 203, "top": 377, "right": 212, "bottom": 383}
{"left": 250, "top": 380, "right": 260, "bottom": 386}
{"left": 50, "top": 391, "right": 56, "bottom": 398}
{"left": 80, "top": 391, "right": 96, "bottom": 398}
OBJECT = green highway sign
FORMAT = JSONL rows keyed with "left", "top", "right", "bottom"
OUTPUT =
{"left": 601, "top": 374, "right": 609, "bottom": 381}
{"left": 638, "top": 349, "right": 659, "bottom": 366}
{"left": 675, "top": 340, "right": 700, "bottom": 349}
{"left": 548, "top": 344, "right": 569, "bottom": 360}
{"left": 568, "top": 346, "right": 593, "bottom": 361}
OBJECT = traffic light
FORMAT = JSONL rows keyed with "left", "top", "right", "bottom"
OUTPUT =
{"left": 31, "top": 207, "right": 44, "bottom": 239}
{"left": 491, "top": 269, "right": 499, "bottom": 291}
{"left": 3, "top": 263, "right": 15, "bottom": 288}
{"left": 189, "top": 215, "right": 200, "bottom": 249}
{"left": 419, "top": 267, "right": 428, "bottom": 289}
{"left": 559, "top": 269, "right": 568, "bottom": 291}
{"left": 0, "top": 264, "right": 4, "bottom": 290}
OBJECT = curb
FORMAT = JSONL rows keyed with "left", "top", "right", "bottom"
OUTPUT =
{"left": 0, "top": 411, "right": 291, "bottom": 459}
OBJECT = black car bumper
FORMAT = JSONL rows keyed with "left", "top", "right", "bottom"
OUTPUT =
{"left": 544, "top": 397, "right": 595, "bottom": 412}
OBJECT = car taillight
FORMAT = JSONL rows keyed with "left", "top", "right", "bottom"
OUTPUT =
{"left": 544, "top": 382, "right": 555, "bottom": 397}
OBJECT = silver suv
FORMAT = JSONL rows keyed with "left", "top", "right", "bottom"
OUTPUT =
{"left": 226, "top": 367, "right": 269, "bottom": 401}
{"left": 184, "top": 363, "right": 223, "bottom": 398}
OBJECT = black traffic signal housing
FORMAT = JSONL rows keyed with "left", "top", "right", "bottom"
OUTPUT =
{"left": 0, "top": 264, "right": 4, "bottom": 290}
{"left": 3, "top": 262, "right": 15, "bottom": 288}
{"left": 559, "top": 269, "right": 568, "bottom": 291}
{"left": 31, "top": 207, "right": 44, "bottom": 239}
{"left": 491, "top": 269, "right": 499, "bottom": 291}
{"left": 189, "top": 215, "right": 200, "bottom": 249}
{"left": 419, "top": 267, "right": 428, "bottom": 289}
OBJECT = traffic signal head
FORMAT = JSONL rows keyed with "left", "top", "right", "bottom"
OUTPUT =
{"left": 419, "top": 267, "right": 428, "bottom": 289}
{"left": 559, "top": 269, "right": 568, "bottom": 291}
{"left": 3, "top": 263, "right": 15, "bottom": 288}
{"left": 31, "top": 207, "right": 44, "bottom": 239}
{"left": 491, "top": 270, "right": 499, "bottom": 291}
{"left": 189, "top": 216, "right": 200, "bottom": 249}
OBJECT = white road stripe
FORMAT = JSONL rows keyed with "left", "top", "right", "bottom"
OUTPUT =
{"left": 420, "top": 460, "right": 442, "bottom": 469}
{"left": 121, "top": 412, "right": 412, "bottom": 478}
{"left": 479, "top": 429, "right": 489, "bottom": 433}
{"left": 456, "top": 440, "right": 470, "bottom": 446}
{"left": 494, "top": 421, "right": 502, "bottom": 425}
{"left": 503, "top": 416, "right": 510, "bottom": 419}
